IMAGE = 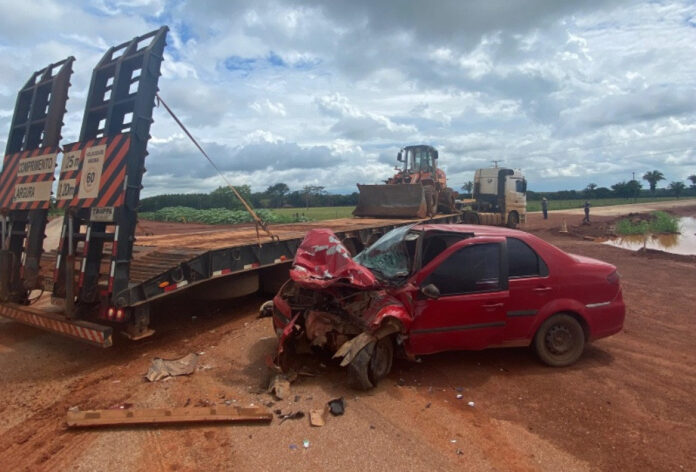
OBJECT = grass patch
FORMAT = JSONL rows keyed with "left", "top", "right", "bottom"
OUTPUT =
{"left": 615, "top": 211, "right": 680, "bottom": 236}
{"left": 650, "top": 211, "right": 680, "bottom": 233}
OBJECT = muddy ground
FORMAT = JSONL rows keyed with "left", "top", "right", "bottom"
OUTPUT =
{"left": 1, "top": 203, "right": 695, "bottom": 471}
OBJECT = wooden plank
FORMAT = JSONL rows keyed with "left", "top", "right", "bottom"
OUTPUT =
{"left": 66, "top": 406, "right": 273, "bottom": 428}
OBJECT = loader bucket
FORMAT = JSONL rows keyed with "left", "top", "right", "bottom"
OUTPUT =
{"left": 353, "top": 184, "right": 428, "bottom": 218}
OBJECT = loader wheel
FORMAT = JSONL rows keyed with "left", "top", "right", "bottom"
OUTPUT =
{"left": 424, "top": 186, "right": 438, "bottom": 217}
{"left": 438, "top": 189, "right": 456, "bottom": 214}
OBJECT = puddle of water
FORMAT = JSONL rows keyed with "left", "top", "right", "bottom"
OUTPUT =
{"left": 602, "top": 216, "right": 696, "bottom": 255}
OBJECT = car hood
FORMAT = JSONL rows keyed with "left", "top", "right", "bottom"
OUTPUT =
{"left": 289, "top": 229, "right": 378, "bottom": 289}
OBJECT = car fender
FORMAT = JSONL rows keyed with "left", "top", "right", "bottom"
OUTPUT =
{"left": 364, "top": 294, "right": 412, "bottom": 333}
{"left": 529, "top": 298, "right": 589, "bottom": 338}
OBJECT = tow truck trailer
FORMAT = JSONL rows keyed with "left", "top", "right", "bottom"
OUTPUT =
{"left": 0, "top": 27, "right": 465, "bottom": 347}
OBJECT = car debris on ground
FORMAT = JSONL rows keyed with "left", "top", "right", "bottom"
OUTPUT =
{"left": 145, "top": 353, "right": 199, "bottom": 382}
{"left": 328, "top": 397, "right": 345, "bottom": 416}
{"left": 267, "top": 374, "right": 292, "bottom": 400}
{"left": 309, "top": 407, "right": 327, "bottom": 427}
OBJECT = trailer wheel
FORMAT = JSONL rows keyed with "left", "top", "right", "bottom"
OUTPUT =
{"left": 463, "top": 211, "right": 480, "bottom": 224}
{"left": 507, "top": 211, "right": 519, "bottom": 228}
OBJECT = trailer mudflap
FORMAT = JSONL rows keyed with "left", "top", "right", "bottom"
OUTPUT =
{"left": 0, "top": 302, "right": 112, "bottom": 347}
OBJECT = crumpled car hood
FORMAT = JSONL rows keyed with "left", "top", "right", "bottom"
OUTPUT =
{"left": 290, "top": 229, "right": 378, "bottom": 289}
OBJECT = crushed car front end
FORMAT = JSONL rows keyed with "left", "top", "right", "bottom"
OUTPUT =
{"left": 269, "top": 227, "right": 416, "bottom": 388}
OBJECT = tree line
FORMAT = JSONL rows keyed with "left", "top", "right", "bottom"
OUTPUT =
{"left": 139, "top": 184, "right": 359, "bottom": 212}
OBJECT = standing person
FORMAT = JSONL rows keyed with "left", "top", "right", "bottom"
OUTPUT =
{"left": 541, "top": 197, "right": 548, "bottom": 220}
{"left": 583, "top": 200, "right": 591, "bottom": 224}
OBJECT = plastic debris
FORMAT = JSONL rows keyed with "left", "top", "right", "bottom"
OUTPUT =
{"left": 145, "top": 353, "right": 199, "bottom": 382}
{"left": 328, "top": 397, "right": 345, "bottom": 416}
{"left": 279, "top": 411, "right": 305, "bottom": 424}
{"left": 468, "top": 401, "right": 475, "bottom": 407}
{"left": 267, "top": 375, "right": 291, "bottom": 400}
{"left": 303, "top": 439, "right": 310, "bottom": 449}
{"left": 309, "top": 408, "right": 326, "bottom": 427}
{"left": 289, "top": 444, "right": 298, "bottom": 450}
{"left": 456, "top": 394, "right": 463, "bottom": 400}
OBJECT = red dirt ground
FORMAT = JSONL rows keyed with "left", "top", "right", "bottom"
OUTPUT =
{"left": 1, "top": 204, "right": 694, "bottom": 471}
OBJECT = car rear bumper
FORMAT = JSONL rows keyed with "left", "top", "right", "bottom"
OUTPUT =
{"left": 587, "top": 296, "right": 625, "bottom": 341}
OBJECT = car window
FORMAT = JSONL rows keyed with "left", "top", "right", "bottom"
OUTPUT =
{"left": 507, "top": 237, "right": 548, "bottom": 278}
{"left": 423, "top": 243, "right": 501, "bottom": 295}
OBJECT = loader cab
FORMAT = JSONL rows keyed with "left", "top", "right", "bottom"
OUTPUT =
{"left": 398, "top": 145, "right": 438, "bottom": 174}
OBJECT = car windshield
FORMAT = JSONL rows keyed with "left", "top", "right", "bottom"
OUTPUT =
{"left": 354, "top": 224, "right": 417, "bottom": 282}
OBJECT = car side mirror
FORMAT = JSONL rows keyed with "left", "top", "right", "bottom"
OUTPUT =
{"left": 421, "top": 283, "right": 440, "bottom": 299}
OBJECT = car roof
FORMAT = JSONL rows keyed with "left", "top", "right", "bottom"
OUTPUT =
{"left": 413, "top": 224, "right": 529, "bottom": 238}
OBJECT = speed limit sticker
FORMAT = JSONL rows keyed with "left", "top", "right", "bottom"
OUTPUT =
{"left": 77, "top": 144, "right": 106, "bottom": 199}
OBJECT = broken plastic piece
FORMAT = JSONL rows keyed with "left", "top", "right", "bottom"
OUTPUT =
{"left": 268, "top": 374, "right": 291, "bottom": 400}
{"left": 145, "top": 353, "right": 198, "bottom": 382}
{"left": 328, "top": 397, "right": 345, "bottom": 416}
{"left": 309, "top": 408, "right": 326, "bottom": 427}
{"left": 278, "top": 411, "right": 305, "bottom": 424}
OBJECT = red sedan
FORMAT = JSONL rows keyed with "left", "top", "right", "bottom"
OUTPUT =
{"left": 269, "top": 224, "right": 625, "bottom": 389}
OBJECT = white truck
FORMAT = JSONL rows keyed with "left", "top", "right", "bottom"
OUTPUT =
{"left": 458, "top": 167, "right": 527, "bottom": 228}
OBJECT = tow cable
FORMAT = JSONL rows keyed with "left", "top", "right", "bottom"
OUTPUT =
{"left": 155, "top": 93, "right": 278, "bottom": 243}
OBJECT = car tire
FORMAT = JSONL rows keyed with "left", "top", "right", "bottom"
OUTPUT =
{"left": 347, "top": 336, "right": 394, "bottom": 390}
{"left": 368, "top": 336, "right": 394, "bottom": 384}
{"left": 347, "top": 343, "right": 375, "bottom": 390}
{"left": 534, "top": 313, "right": 585, "bottom": 367}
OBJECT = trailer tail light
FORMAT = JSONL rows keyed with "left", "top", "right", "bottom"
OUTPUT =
{"left": 107, "top": 307, "right": 115, "bottom": 319}
{"left": 607, "top": 271, "right": 620, "bottom": 285}
{"left": 115, "top": 309, "right": 124, "bottom": 321}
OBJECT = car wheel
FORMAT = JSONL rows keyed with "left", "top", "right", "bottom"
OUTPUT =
{"left": 368, "top": 336, "right": 394, "bottom": 384}
{"left": 347, "top": 337, "right": 394, "bottom": 390}
{"left": 534, "top": 314, "right": 585, "bottom": 367}
{"left": 347, "top": 343, "right": 375, "bottom": 390}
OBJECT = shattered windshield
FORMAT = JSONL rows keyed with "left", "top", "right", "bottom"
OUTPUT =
{"left": 354, "top": 224, "right": 417, "bottom": 282}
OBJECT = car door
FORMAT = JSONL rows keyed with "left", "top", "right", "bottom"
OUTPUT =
{"left": 502, "top": 237, "right": 555, "bottom": 345}
{"left": 407, "top": 237, "right": 509, "bottom": 355}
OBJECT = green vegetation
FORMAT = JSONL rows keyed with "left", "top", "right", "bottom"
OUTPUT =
{"left": 139, "top": 207, "right": 301, "bottom": 225}
{"left": 139, "top": 206, "right": 355, "bottom": 224}
{"left": 272, "top": 206, "right": 354, "bottom": 220}
{"left": 615, "top": 211, "right": 680, "bottom": 236}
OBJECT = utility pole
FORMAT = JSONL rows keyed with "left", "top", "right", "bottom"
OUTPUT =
{"left": 491, "top": 160, "right": 502, "bottom": 168}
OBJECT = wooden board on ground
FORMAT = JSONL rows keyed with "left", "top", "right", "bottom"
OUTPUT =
{"left": 66, "top": 406, "right": 273, "bottom": 428}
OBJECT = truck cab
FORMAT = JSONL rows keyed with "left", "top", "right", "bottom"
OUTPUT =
{"left": 473, "top": 167, "right": 527, "bottom": 226}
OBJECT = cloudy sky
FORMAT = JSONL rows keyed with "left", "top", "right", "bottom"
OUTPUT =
{"left": 1, "top": 0, "right": 695, "bottom": 196}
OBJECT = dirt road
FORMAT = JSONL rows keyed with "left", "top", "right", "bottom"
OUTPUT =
{"left": 1, "top": 205, "right": 694, "bottom": 471}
